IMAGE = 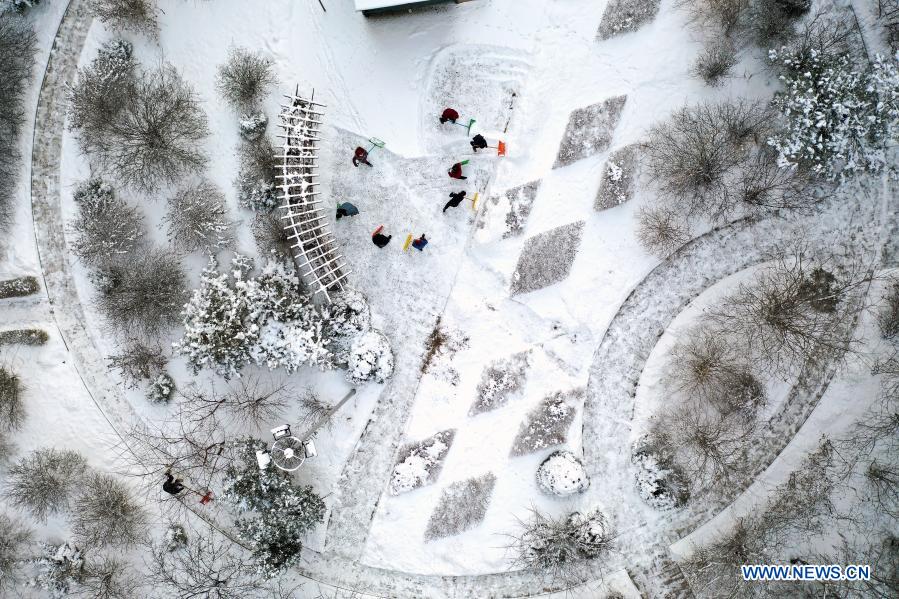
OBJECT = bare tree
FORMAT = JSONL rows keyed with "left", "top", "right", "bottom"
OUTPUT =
{"left": 706, "top": 253, "right": 870, "bottom": 377}
{"left": 147, "top": 525, "right": 271, "bottom": 599}
{"left": 164, "top": 179, "right": 235, "bottom": 253}
{"left": 4, "top": 448, "right": 88, "bottom": 521}
{"left": 879, "top": 281, "right": 899, "bottom": 340}
{"left": 108, "top": 340, "right": 167, "bottom": 388}
{"left": 692, "top": 38, "right": 738, "bottom": 86}
{"left": 93, "top": 247, "right": 187, "bottom": 339}
{"left": 252, "top": 212, "right": 292, "bottom": 262}
{"left": 90, "top": 64, "right": 209, "bottom": 192}
{"left": 216, "top": 46, "right": 276, "bottom": 111}
{"left": 0, "top": 512, "right": 32, "bottom": 591}
{"left": 89, "top": 0, "right": 160, "bottom": 37}
{"left": 69, "top": 178, "right": 146, "bottom": 266}
{"left": 179, "top": 375, "right": 291, "bottom": 430}
{"left": 78, "top": 555, "right": 143, "bottom": 599}
{"left": 71, "top": 472, "right": 149, "bottom": 548}
{"left": 636, "top": 204, "right": 691, "bottom": 257}
{"left": 0, "top": 366, "right": 25, "bottom": 431}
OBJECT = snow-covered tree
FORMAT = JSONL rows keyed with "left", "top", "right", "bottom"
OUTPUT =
{"left": 236, "top": 139, "right": 279, "bottom": 212}
{"left": 146, "top": 372, "right": 175, "bottom": 404}
{"left": 89, "top": 0, "right": 159, "bottom": 37}
{"left": 239, "top": 111, "right": 268, "bottom": 141}
{"left": 30, "top": 542, "right": 84, "bottom": 598}
{"left": 0, "top": 366, "right": 25, "bottom": 432}
{"left": 1, "top": 0, "right": 43, "bottom": 13}
{"left": 216, "top": 46, "right": 276, "bottom": 111}
{"left": 164, "top": 179, "right": 235, "bottom": 253}
{"left": 346, "top": 330, "right": 394, "bottom": 384}
{"left": 324, "top": 288, "right": 372, "bottom": 362}
{"left": 177, "top": 257, "right": 332, "bottom": 378}
{"left": 70, "top": 178, "right": 145, "bottom": 266}
{"left": 0, "top": 512, "right": 31, "bottom": 591}
{"left": 4, "top": 448, "right": 87, "bottom": 521}
{"left": 222, "top": 438, "right": 326, "bottom": 577}
{"left": 70, "top": 472, "right": 148, "bottom": 548}
{"left": 768, "top": 43, "right": 899, "bottom": 178}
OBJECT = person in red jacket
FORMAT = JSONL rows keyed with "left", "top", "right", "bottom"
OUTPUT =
{"left": 440, "top": 108, "right": 459, "bottom": 124}
{"left": 352, "top": 146, "right": 372, "bottom": 167}
{"left": 448, "top": 161, "right": 467, "bottom": 180}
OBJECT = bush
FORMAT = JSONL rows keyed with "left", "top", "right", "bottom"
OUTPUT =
{"left": 69, "top": 178, "right": 145, "bottom": 266}
{"left": 0, "top": 512, "right": 31, "bottom": 590}
{"left": 879, "top": 282, "right": 899, "bottom": 340}
{"left": 69, "top": 40, "right": 135, "bottom": 153}
{"left": 636, "top": 205, "right": 691, "bottom": 257}
{"left": 5, "top": 448, "right": 88, "bottom": 521}
{"left": 389, "top": 429, "right": 455, "bottom": 495}
{"left": 89, "top": 0, "right": 159, "bottom": 37}
{"left": 84, "top": 64, "right": 208, "bottom": 192}
{"left": 31, "top": 542, "right": 85, "bottom": 598}
{"left": 323, "top": 289, "right": 372, "bottom": 361}
{"left": 237, "top": 139, "right": 279, "bottom": 212}
{"left": 93, "top": 248, "right": 187, "bottom": 339}
{"left": 510, "top": 508, "right": 614, "bottom": 584}
{"left": 693, "top": 39, "right": 738, "bottom": 86}
{"left": 164, "top": 180, "right": 235, "bottom": 253}
{"left": 107, "top": 340, "right": 167, "bottom": 388}
{"left": 0, "top": 19, "right": 36, "bottom": 237}
{"left": 239, "top": 111, "right": 268, "bottom": 141}
{"left": 346, "top": 330, "right": 394, "bottom": 384}
{"left": 0, "top": 367, "right": 24, "bottom": 431}
{"left": 251, "top": 212, "right": 291, "bottom": 261}
{"left": 146, "top": 372, "right": 175, "bottom": 404}
{"left": 216, "top": 47, "right": 276, "bottom": 111}
{"left": 536, "top": 450, "right": 590, "bottom": 497}
{"left": 71, "top": 472, "right": 148, "bottom": 548}
{"left": 223, "top": 438, "right": 326, "bottom": 577}
{"left": 1, "top": 0, "right": 43, "bottom": 13}
{"left": 768, "top": 24, "right": 899, "bottom": 178}
{"left": 0, "top": 328, "right": 48, "bottom": 346}
{"left": 633, "top": 448, "right": 690, "bottom": 509}
{"left": 0, "top": 276, "right": 39, "bottom": 299}
{"left": 470, "top": 351, "right": 530, "bottom": 415}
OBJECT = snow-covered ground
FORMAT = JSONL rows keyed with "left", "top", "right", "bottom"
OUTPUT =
{"left": 3, "top": 0, "right": 896, "bottom": 596}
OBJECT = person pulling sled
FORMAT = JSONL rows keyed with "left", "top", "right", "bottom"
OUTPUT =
{"left": 444, "top": 191, "right": 467, "bottom": 212}
{"left": 372, "top": 226, "right": 392, "bottom": 248}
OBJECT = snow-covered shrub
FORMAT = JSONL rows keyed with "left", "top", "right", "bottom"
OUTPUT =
{"left": 71, "top": 472, "right": 148, "bottom": 548}
{"left": 470, "top": 350, "right": 530, "bottom": 415}
{"left": 420, "top": 320, "right": 469, "bottom": 385}
{"left": 30, "top": 542, "right": 85, "bottom": 598}
{"left": 236, "top": 139, "right": 279, "bottom": 212}
{"left": 89, "top": 0, "right": 159, "bottom": 37}
{"left": 747, "top": 0, "right": 804, "bottom": 47}
{"left": 68, "top": 40, "right": 135, "bottom": 151}
{"left": 424, "top": 473, "right": 497, "bottom": 540}
{"left": 0, "top": 512, "right": 31, "bottom": 590}
{"left": 597, "top": 0, "right": 661, "bottom": 40}
{"left": 346, "top": 330, "right": 394, "bottom": 384}
{"left": 389, "top": 429, "right": 455, "bottom": 495}
{"left": 217, "top": 46, "right": 276, "bottom": 111}
{"left": 252, "top": 213, "right": 292, "bottom": 261}
{"left": 693, "top": 38, "right": 738, "bottom": 87}
{"left": 164, "top": 523, "right": 188, "bottom": 552}
{"left": 0, "top": 276, "right": 39, "bottom": 299}
{"left": 0, "top": 367, "right": 25, "bottom": 431}
{"left": 510, "top": 390, "right": 579, "bottom": 456}
{"left": 177, "top": 257, "right": 332, "bottom": 378}
{"left": 633, "top": 448, "right": 690, "bottom": 510}
{"left": 0, "top": 328, "right": 49, "bottom": 346}
{"left": 595, "top": 144, "right": 641, "bottom": 210}
{"left": 164, "top": 179, "right": 235, "bottom": 253}
{"left": 536, "top": 450, "right": 590, "bottom": 497}
{"left": 108, "top": 340, "right": 167, "bottom": 388}
{"left": 636, "top": 204, "right": 691, "bottom": 256}
{"left": 879, "top": 281, "right": 899, "bottom": 340}
{"left": 70, "top": 178, "right": 145, "bottom": 266}
{"left": 93, "top": 248, "right": 187, "bottom": 339}
{"left": 511, "top": 221, "right": 585, "bottom": 295}
{"left": 82, "top": 64, "right": 208, "bottom": 192}
{"left": 768, "top": 37, "right": 899, "bottom": 178}
{"left": 554, "top": 96, "right": 627, "bottom": 168}
{"left": 0, "top": 20, "right": 35, "bottom": 238}
{"left": 4, "top": 448, "right": 87, "bottom": 521}
{"left": 222, "top": 438, "right": 325, "bottom": 577}
{"left": 1, "top": 0, "right": 42, "bottom": 13}
{"left": 146, "top": 372, "right": 175, "bottom": 404}
{"left": 511, "top": 507, "right": 614, "bottom": 584}
{"left": 324, "top": 289, "right": 372, "bottom": 358}
{"left": 239, "top": 111, "right": 268, "bottom": 141}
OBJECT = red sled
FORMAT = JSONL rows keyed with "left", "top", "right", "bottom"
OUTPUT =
{"left": 200, "top": 491, "right": 214, "bottom": 505}
{"left": 497, "top": 141, "right": 506, "bottom": 157}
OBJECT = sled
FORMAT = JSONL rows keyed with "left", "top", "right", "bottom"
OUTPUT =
{"left": 497, "top": 141, "right": 506, "bottom": 157}
{"left": 199, "top": 490, "right": 214, "bottom": 505}
{"left": 471, "top": 192, "right": 479, "bottom": 211}
{"left": 402, "top": 234, "right": 413, "bottom": 251}
{"left": 373, "top": 225, "right": 384, "bottom": 237}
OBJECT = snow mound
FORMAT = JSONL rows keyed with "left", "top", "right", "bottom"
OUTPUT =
{"left": 424, "top": 472, "right": 497, "bottom": 540}
{"left": 469, "top": 350, "right": 530, "bottom": 415}
{"left": 597, "top": 0, "right": 661, "bottom": 41}
{"left": 478, "top": 179, "right": 541, "bottom": 240}
{"left": 510, "top": 389, "right": 581, "bottom": 456}
{"left": 511, "top": 221, "right": 585, "bottom": 295}
{"left": 554, "top": 95, "right": 627, "bottom": 168}
{"left": 536, "top": 450, "right": 590, "bottom": 497}
{"left": 389, "top": 429, "right": 456, "bottom": 495}
{"left": 595, "top": 143, "right": 642, "bottom": 211}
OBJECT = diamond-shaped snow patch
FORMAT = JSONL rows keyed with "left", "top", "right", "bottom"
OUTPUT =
{"left": 469, "top": 350, "right": 531, "bottom": 416}
{"left": 510, "top": 389, "right": 582, "bottom": 456}
{"left": 597, "top": 0, "right": 661, "bottom": 40}
{"left": 424, "top": 472, "right": 497, "bottom": 540}
{"left": 480, "top": 180, "right": 541, "bottom": 238}
{"left": 554, "top": 96, "right": 627, "bottom": 168}
{"left": 389, "top": 429, "right": 456, "bottom": 496}
{"left": 595, "top": 143, "right": 642, "bottom": 211}
{"left": 511, "top": 221, "right": 585, "bottom": 295}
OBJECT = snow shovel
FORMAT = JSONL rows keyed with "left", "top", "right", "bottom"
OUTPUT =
{"left": 366, "top": 137, "right": 386, "bottom": 154}
{"left": 471, "top": 192, "right": 479, "bottom": 211}
{"left": 447, "top": 117, "right": 476, "bottom": 135}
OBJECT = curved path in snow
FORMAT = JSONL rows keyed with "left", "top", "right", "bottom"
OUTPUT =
{"left": 27, "top": 2, "right": 894, "bottom": 598}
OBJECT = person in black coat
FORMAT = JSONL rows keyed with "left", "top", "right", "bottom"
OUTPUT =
{"left": 470, "top": 134, "right": 488, "bottom": 152}
{"left": 443, "top": 190, "right": 467, "bottom": 213}
{"left": 162, "top": 472, "right": 185, "bottom": 496}
{"left": 372, "top": 226, "right": 392, "bottom": 248}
